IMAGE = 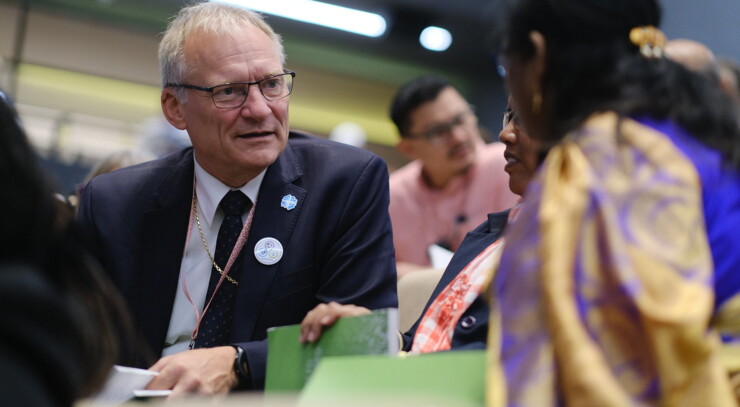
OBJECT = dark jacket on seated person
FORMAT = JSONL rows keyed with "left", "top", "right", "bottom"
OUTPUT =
{"left": 402, "top": 210, "right": 509, "bottom": 351}
{"left": 78, "top": 133, "right": 398, "bottom": 388}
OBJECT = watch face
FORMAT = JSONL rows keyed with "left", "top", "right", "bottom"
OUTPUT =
{"left": 233, "top": 346, "right": 250, "bottom": 387}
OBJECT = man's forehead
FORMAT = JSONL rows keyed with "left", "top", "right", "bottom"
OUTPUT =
{"left": 185, "top": 25, "right": 271, "bottom": 51}
{"left": 410, "top": 88, "right": 469, "bottom": 127}
{"left": 183, "top": 27, "right": 282, "bottom": 76}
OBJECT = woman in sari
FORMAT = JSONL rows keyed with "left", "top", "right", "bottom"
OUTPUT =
{"left": 488, "top": 0, "right": 740, "bottom": 405}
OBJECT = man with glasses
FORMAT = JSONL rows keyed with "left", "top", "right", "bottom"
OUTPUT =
{"left": 389, "top": 76, "right": 517, "bottom": 276}
{"left": 78, "top": 2, "right": 396, "bottom": 396}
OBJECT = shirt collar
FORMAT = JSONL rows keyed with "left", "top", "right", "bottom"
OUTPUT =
{"left": 193, "top": 156, "right": 266, "bottom": 227}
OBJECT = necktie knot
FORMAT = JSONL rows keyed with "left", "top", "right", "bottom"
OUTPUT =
{"left": 220, "top": 190, "right": 250, "bottom": 217}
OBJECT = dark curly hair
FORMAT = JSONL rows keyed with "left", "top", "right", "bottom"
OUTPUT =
{"left": 389, "top": 75, "right": 451, "bottom": 137}
{"left": 497, "top": 0, "right": 740, "bottom": 167}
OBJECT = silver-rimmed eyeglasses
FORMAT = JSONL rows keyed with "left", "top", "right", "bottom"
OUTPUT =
{"left": 165, "top": 70, "right": 295, "bottom": 109}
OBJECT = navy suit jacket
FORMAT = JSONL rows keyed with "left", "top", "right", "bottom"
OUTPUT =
{"left": 78, "top": 132, "right": 398, "bottom": 388}
{"left": 402, "top": 210, "right": 509, "bottom": 351}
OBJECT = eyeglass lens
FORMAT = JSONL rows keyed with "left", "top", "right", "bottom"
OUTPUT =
{"left": 502, "top": 109, "right": 518, "bottom": 130}
{"left": 212, "top": 73, "right": 293, "bottom": 108}
{"left": 423, "top": 111, "right": 471, "bottom": 143}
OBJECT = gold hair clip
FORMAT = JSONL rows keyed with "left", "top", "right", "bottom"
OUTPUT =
{"left": 629, "top": 26, "right": 666, "bottom": 59}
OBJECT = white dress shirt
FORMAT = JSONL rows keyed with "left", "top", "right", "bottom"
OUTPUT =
{"left": 162, "top": 156, "right": 265, "bottom": 356}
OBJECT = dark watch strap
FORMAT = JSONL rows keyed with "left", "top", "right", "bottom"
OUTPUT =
{"left": 231, "top": 345, "right": 252, "bottom": 390}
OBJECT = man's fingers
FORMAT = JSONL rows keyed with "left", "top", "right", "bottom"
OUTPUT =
{"left": 299, "top": 302, "right": 372, "bottom": 343}
{"left": 143, "top": 347, "right": 235, "bottom": 395}
{"left": 300, "top": 303, "right": 330, "bottom": 343}
{"left": 146, "top": 365, "right": 179, "bottom": 390}
{"left": 148, "top": 355, "right": 170, "bottom": 373}
{"left": 320, "top": 314, "right": 335, "bottom": 325}
{"left": 169, "top": 374, "right": 202, "bottom": 398}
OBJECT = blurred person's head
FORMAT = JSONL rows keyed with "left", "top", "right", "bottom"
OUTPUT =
{"left": 718, "top": 58, "right": 740, "bottom": 104}
{"left": 83, "top": 150, "right": 155, "bottom": 185}
{"left": 498, "top": 101, "right": 538, "bottom": 196}
{"left": 136, "top": 116, "right": 191, "bottom": 158}
{"left": 0, "top": 90, "right": 135, "bottom": 401}
{"left": 496, "top": 0, "right": 739, "bottom": 165}
{"left": 0, "top": 89, "right": 56, "bottom": 260}
{"left": 67, "top": 149, "right": 156, "bottom": 212}
{"left": 159, "top": 2, "right": 293, "bottom": 188}
{"left": 665, "top": 39, "right": 721, "bottom": 82}
{"left": 390, "top": 75, "right": 481, "bottom": 188}
{"left": 666, "top": 40, "right": 740, "bottom": 116}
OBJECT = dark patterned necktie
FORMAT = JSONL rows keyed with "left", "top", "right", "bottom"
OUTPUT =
{"left": 194, "top": 190, "right": 251, "bottom": 348}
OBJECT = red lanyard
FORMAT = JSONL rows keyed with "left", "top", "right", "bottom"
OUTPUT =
{"left": 180, "top": 183, "right": 256, "bottom": 348}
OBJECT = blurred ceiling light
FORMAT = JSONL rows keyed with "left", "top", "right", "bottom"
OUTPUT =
{"left": 212, "top": 0, "right": 387, "bottom": 37}
{"left": 419, "top": 26, "right": 452, "bottom": 52}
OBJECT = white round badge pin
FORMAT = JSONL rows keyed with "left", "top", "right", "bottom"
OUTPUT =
{"left": 254, "top": 237, "right": 284, "bottom": 265}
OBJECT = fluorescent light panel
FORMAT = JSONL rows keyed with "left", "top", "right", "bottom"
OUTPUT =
{"left": 213, "top": 0, "right": 387, "bottom": 37}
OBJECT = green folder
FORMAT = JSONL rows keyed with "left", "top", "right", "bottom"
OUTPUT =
{"left": 264, "top": 308, "right": 400, "bottom": 392}
{"left": 300, "top": 350, "right": 486, "bottom": 407}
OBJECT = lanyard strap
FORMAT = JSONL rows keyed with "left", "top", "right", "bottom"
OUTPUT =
{"left": 180, "top": 182, "right": 257, "bottom": 346}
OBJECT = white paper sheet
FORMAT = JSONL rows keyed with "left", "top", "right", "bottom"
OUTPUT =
{"left": 428, "top": 244, "right": 454, "bottom": 271}
{"left": 88, "top": 365, "right": 170, "bottom": 405}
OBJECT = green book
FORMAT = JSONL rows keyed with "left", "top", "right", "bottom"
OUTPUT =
{"left": 264, "top": 308, "right": 400, "bottom": 392}
{"left": 299, "top": 350, "right": 486, "bottom": 407}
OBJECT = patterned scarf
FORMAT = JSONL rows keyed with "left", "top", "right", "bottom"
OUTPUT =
{"left": 410, "top": 206, "right": 522, "bottom": 353}
{"left": 486, "top": 113, "right": 735, "bottom": 406}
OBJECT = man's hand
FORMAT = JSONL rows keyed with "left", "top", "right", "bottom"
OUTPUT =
{"left": 146, "top": 346, "right": 238, "bottom": 397}
{"left": 300, "top": 301, "right": 371, "bottom": 344}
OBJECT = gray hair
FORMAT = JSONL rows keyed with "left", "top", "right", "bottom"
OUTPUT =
{"left": 158, "top": 1, "right": 286, "bottom": 93}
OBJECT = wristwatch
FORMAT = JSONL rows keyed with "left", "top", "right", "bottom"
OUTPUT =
{"left": 231, "top": 345, "right": 251, "bottom": 389}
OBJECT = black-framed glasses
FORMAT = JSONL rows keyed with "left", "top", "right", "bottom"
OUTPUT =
{"left": 165, "top": 70, "right": 295, "bottom": 109}
{"left": 502, "top": 108, "right": 519, "bottom": 130}
{"left": 405, "top": 109, "right": 475, "bottom": 145}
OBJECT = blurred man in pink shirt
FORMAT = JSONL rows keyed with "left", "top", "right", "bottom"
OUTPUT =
{"left": 389, "top": 76, "right": 517, "bottom": 277}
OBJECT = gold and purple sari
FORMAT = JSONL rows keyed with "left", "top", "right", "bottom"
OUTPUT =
{"left": 487, "top": 112, "right": 739, "bottom": 406}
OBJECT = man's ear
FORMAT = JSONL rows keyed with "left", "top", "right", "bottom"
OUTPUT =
{"left": 396, "top": 138, "right": 418, "bottom": 160}
{"left": 529, "top": 31, "right": 547, "bottom": 87}
{"left": 161, "top": 89, "right": 187, "bottom": 130}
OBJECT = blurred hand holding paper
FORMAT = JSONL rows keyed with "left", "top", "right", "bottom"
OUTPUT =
{"left": 89, "top": 365, "right": 171, "bottom": 405}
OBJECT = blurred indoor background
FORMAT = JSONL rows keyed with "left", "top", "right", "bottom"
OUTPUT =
{"left": 1, "top": 0, "right": 738, "bottom": 194}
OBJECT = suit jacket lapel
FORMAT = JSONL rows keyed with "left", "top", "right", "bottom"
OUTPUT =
{"left": 430, "top": 210, "right": 510, "bottom": 304}
{"left": 137, "top": 150, "right": 194, "bottom": 359}
{"left": 231, "top": 144, "right": 305, "bottom": 341}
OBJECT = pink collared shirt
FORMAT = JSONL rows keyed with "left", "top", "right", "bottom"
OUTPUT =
{"left": 389, "top": 142, "right": 517, "bottom": 267}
